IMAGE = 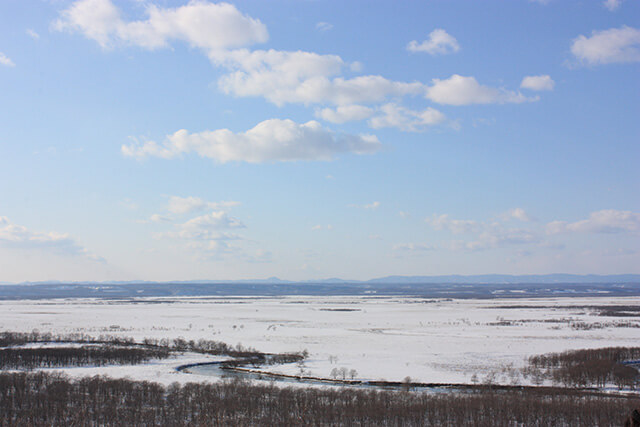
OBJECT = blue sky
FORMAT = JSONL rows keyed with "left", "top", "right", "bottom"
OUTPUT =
{"left": 0, "top": 0, "right": 639, "bottom": 282}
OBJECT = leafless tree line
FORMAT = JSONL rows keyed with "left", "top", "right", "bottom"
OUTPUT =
{"left": 0, "top": 331, "right": 306, "bottom": 371}
{"left": 525, "top": 347, "right": 640, "bottom": 389}
{"left": 0, "top": 372, "right": 638, "bottom": 426}
{"left": 0, "top": 347, "right": 171, "bottom": 369}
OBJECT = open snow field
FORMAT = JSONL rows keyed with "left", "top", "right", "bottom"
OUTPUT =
{"left": 1, "top": 296, "right": 639, "bottom": 386}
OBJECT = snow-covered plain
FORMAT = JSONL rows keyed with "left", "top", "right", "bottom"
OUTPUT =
{"left": 1, "top": 296, "right": 639, "bottom": 386}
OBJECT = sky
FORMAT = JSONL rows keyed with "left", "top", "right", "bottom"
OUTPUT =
{"left": 0, "top": 0, "right": 639, "bottom": 282}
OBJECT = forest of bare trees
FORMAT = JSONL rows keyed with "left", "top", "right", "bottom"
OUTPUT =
{"left": 0, "top": 346, "right": 171, "bottom": 369}
{"left": 525, "top": 347, "right": 640, "bottom": 389}
{"left": 0, "top": 372, "right": 638, "bottom": 426}
{"left": 0, "top": 331, "right": 305, "bottom": 364}
{"left": 2, "top": 331, "right": 639, "bottom": 425}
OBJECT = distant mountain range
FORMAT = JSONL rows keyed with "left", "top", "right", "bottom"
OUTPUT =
{"left": 1, "top": 276, "right": 640, "bottom": 300}
{"left": 6, "top": 274, "right": 640, "bottom": 286}
{"left": 365, "top": 274, "right": 640, "bottom": 284}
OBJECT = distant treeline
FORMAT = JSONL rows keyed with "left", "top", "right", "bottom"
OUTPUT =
{"left": 0, "top": 331, "right": 260, "bottom": 357}
{"left": 0, "top": 372, "right": 638, "bottom": 426}
{"left": 0, "top": 347, "right": 171, "bottom": 369}
{"left": 0, "top": 331, "right": 305, "bottom": 369}
{"left": 526, "top": 347, "right": 640, "bottom": 389}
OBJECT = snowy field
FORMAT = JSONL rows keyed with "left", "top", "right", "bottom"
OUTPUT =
{"left": 1, "top": 296, "right": 639, "bottom": 386}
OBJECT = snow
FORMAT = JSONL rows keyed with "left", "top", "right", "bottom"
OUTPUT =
{"left": 1, "top": 296, "right": 639, "bottom": 386}
{"left": 42, "top": 353, "right": 229, "bottom": 386}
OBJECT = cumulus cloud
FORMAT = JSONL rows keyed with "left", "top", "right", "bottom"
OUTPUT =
{"left": 149, "top": 214, "right": 171, "bottom": 223}
{"left": 348, "top": 201, "right": 380, "bottom": 210}
{"left": 122, "top": 119, "right": 381, "bottom": 163}
{"left": 425, "top": 75, "right": 535, "bottom": 106}
{"left": 166, "top": 196, "right": 239, "bottom": 215}
{"left": 180, "top": 210, "right": 244, "bottom": 230}
{"left": 470, "top": 228, "right": 538, "bottom": 250}
{"left": 603, "top": 0, "right": 623, "bottom": 11}
{"left": 368, "top": 103, "right": 446, "bottom": 132}
{"left": 500, "top": 208, "right": 533, "bottom": 222}
{"left": 547, "top": 209, "right": 640, "bottom": 234}
{"left": 157, "top": 210, "right": 245, "bottom": 254}
{"left": 54, "top": 0, "right": 425, "bottom": 109}
{"left": 520, "top": 75, "right": 555, "bottom": 91}
{"left": 407, "top": 29, "right": 460, "bottom": 55}
{"left": 429, "top": 211, "right": 540, "bottom": 251}
{"left": 315, "top": 105, "right": 374, "bottom": 124}
{"left": 0, "top": 52, "right": 15, "bottom": 67}
{"left": 0, "top": 217, "right": 103, "bottom": 261}
{"left": 54, "top": 1, "right": 545, "bottom": 115}
{"left": 430, "top": 208, "right": 640, "bottom": 254}
{"left": 315, "top": 22, "right": 333, "bottom": 32}
{"left": 26, "top": 29, "right": 40, "bottom": 40}
{"left": 213, "top": 48, "right": 425, "bottom": 106}
{"left": 317, "top": 103, "right": 446, "bottom": 131}
{"left": 427, "top": 214, "right": 480, "bottom": 234}
{"left": 443, "top": 226, "right": 538, "bottom": 252}
{"left": 571, "top": 26, "right": 640, "bottom": 65}
{"left": 53, "top": 0, "right": 268, "bottom": 51}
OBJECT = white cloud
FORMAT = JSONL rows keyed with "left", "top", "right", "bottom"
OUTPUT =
{"left": 26, "top": 29, "right": 40, "bottom": 40}
{"left": 547, "top": 209, "right": 640, "bottom": 234}
{"left": 571, "top": 26, "right": 640, "bottom": 65}
{"left": 520, "top": 75, "right": 554, "bottom": 91}
{"left": 350, "top": 61, "right": 363, "bottom": 72}
{"left": 181, "top": 210, "right": 244, "bottom": 230}
{"left": 213, "top": 48, "right": 425, "bottom": 106}
{"left": 0, "top": 216, "right": 103, "bottom": 261}
{"left": 166, "top": 196, "right": 239, "bottom": 215}
{"left": 122, "top": 119, "right": 381, "bottom": 163}
{"left": 0, "top": 52, "right": 15, "bottom": 67}
{"left": 428, "top": 208, "right": 640, "bottom": 254}
{"left": 426, "top": 75, "right": 535, "bottom": 106}
{"left": 317, "top": 103, "right": 446, "bottom": 131}
{"left": 369, "top": 103, "right": 446, "bottom": 132}
{"left": 348, "top": 201, "right": 381, "bottom": 210}
{"left": 429, "top": 211, "right": 539, "bottom": 251}
{"left": 445, "top": 226, "right": 538, "bottom": 252}
{"left": 427, "top": 214, "right": 480, "bottom": 234}
{"left": 500, "top": 208, "right": 533, "bottom": 222}
{"left": 158, "top": 210, "right": 245, "bottom": 255}
{"left": 54, "top": 1, "right": 542, "bottom": 116}
{"left": 407, "top": 29, "right": 460, "bottom": 55}
{"left": 603, "top": 0, "right": 623, "bottom": 11}
{"left": 149, "top": 214, "right": 171, "bottom": 223}
{"left": 473, "top": 228, "right": 538, "bottom": 250}
{"left": 167, "top": 196, "right": 207, "bottom": 215}
{"left": 316, "top": 22, "right": 333, "bottom": 32}
{"left": 53, "top": 0, "right": 268, "bottom": 51}
{"left": 315, "top": 105, "right": 374, "bottom": 124}
{"left": 55, "top": 0, "right": 542, "bottom": 130}
{"left": 211, "top": 48, "right": 344, "bottom": 106}
{"left": 392, "top": 243, "right": 434, "bottom": 252}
